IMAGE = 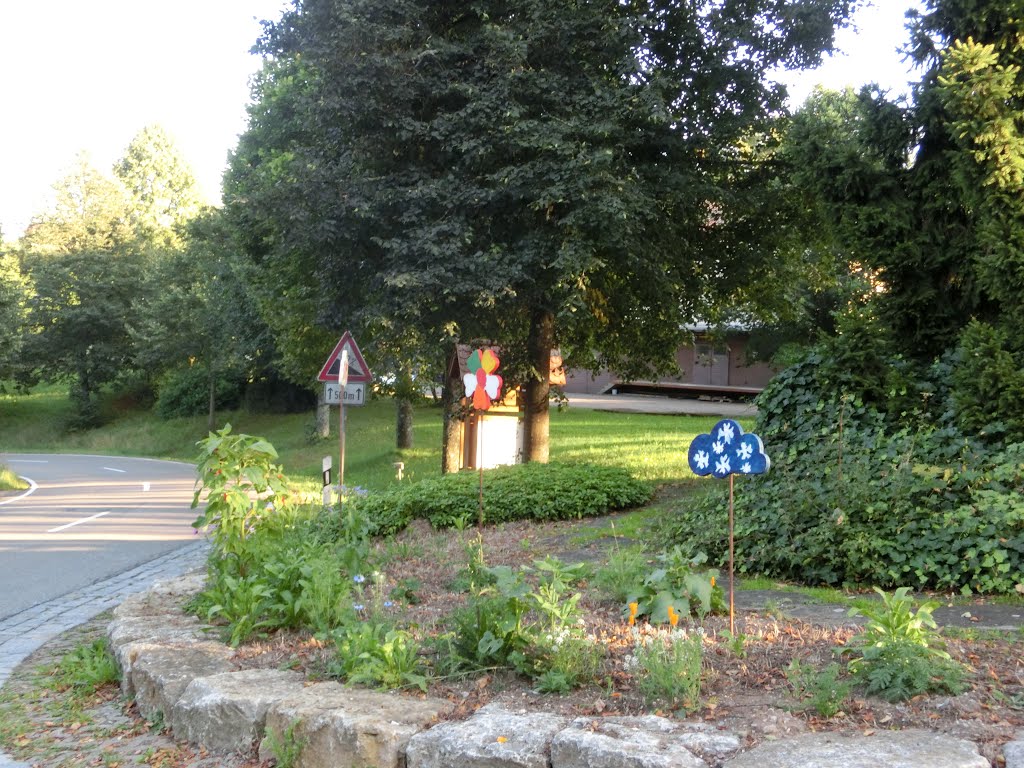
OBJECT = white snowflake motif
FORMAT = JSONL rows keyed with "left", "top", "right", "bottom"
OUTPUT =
{"left": 718, "top": 422, "right": 736, "bottom": 444}
{"left": 712, "top": 440, "right": 725, "bottom": 454}
{"left": 715, "top": 455, "right": 731, "bottom": 475}
{"left": 736, "top": 442, "right": 753, "bottom": 461}
{"left": 694, "top": 450, "right": 710, "bottom": 470}
{"left": 741, "top": 462, "right": 752, "bottom": 473}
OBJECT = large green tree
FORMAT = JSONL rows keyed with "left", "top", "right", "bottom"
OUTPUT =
{"left": 782, "top": 0, "right": 1024, "bottom": 358}
{"left": 130, "top": 208, "right": 270, "bottom": 429}
{"left": 0, "top": 234, "right": 29, "bottom": 385}
{"left": 114, "top": 125, "right": 205, "bottom": 248}
{"left": 230, "top": 0, "right": 857, "bottom": 461}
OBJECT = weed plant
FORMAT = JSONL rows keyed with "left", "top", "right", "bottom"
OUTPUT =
{"left": 785, "top": 659, "right": 852, "bottom": 718}
{"left": 631, "top": 628, "right": 704, "bottom": 713}
{"left": 842, "top": 587, "right": 966, "bottom": 701}
{"left": 263, "top": 720, "right": 306, "bottom": 768}
{"left": 0, "top": 464, "right": 27, "bottom": 491}
{"left": 593, "top": 546, "right": 650, "bottom": 603}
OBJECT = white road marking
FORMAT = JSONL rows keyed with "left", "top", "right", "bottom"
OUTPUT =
{"left": 8, "top": 459, "right": 48, "bottom": 464}
{"left": 48, "top": 511, "right": 112, "bottom": 533}
{"left": 0, "top": 476, "right": 38, "bottom": 506}
{"left": 143, "top": 482, "right": 151, "bottom": 492}
{"left": 102, "top": 467, "right": 127, "bottom": 473}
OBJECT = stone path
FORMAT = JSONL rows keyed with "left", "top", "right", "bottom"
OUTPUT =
{"left": 0, "top": 539, "right": 210, "bottom": 768}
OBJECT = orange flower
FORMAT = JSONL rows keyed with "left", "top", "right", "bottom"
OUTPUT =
{"left": 667, "top": 605, "right": 679, "bottom": 628}
{"left": 628, "top": 602, "right": 639, "bottom": 626}
{"left": 496, "top": 736, "right": 508, "bottom": 744}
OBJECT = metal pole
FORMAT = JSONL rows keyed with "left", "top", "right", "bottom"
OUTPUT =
{"left": 477, "top": 415, "right": 484, "bottom": 527}
{"left": 729, "top": 473, "right": 735, "bottom": 635}
{"left": 338, "top": 350, "right": 349, "bottom": 494}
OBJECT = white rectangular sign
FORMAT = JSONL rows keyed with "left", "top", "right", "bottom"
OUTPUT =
{"left": 324, "top": 382, "right": 366, "bottom": 406}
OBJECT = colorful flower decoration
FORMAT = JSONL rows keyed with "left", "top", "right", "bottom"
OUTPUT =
{"left": 464, "top": 348, "right": 503, "bottom": 411}
{"left": 688, "top": 419, "right": 770, "bottom": 479}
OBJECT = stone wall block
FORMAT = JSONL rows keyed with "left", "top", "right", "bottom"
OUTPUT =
{"left": 406, "top": 704, "right": 569, "bottom": 768}
{"left": 257, "top": 681, "right": 454, "bottom": 768}
{"left": 169, "top": 669, "right": 305, "bottom": 754}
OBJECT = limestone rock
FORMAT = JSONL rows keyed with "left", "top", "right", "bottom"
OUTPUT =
{"left": 169, "top": 669, "right": 304, "bottom": 754}
{"left": 722, "top": 729, "right": 990, "bottom": 768}
{"left": 1004, "top": 736, "right": 1024, "bottom": 768}
{"left": 406, "top": 703, "right": 570, "bottom": 768}
{"left": 106, "top": 614, "right": 211, "bottom": 694}
{"left": 550, "top": 715, "right": 741, "bottom": 768}
{"left": 112, "top": 572, "right": 205, "bottom": 619}
{"left": 257, "top": 681, "right": 454, "bottom": 768}
{"left": 130, "top": 644, "right": 234, "bottom": 721}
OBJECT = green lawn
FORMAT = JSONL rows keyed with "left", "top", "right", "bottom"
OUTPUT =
{"left": 0, "top": 386, "right": 748, "bottom": 491}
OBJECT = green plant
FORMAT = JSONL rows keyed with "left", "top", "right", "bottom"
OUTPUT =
{"left": 447, "top": 568, "right": 534, "bottom": 673}
{"left": 51, "top": 639, "right": 120, "bottom": 695}
{"left": 842, "top": 587, "right": 966, "bottom": 701}
{"left": 331, "top": 623, "right": 428, "bottom": 692}
{"left": 263, "top": 719, "right": 305, "bottom": 768}
{"left": 786, "top": 659, "right": 852, "bottom": 718}
{"left": 191, "top": 424, "right": 294, "bottom": 560}
{"left": 194, "top": 570, "right": 275, "bottom": 646}
{"left": 721, "top": 629, "right": 748, "bottom": 658}
{"left": 632, "top": 629, "right": 704, "bottom": 713}
{"left": 344, "top": 462, "right": 652, "bottom": 532}
{"left": 528, "top": 556, "right": 588, "bottom": 632}
{"left": 530, "top": 625, "right": 604, "bottom": 692}
{"left": 626, "top": 547, "right": 723, "bottom": 623}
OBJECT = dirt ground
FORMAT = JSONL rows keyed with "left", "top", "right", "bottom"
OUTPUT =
{"left": 2, "top": 513, "right": 1022, "bottom": 767}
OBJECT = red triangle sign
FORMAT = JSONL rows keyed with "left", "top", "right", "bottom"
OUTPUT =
{"left": 317, "top": 331, "right": 373, "bottom": 383}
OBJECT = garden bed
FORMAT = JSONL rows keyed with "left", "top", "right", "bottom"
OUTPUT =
{"left": 217, "top": 514, "right": 1024, "bottom": 767}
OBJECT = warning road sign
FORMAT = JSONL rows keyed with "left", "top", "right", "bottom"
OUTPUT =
{"left": 317, "top": 332, "right": 373, "bottom": 383}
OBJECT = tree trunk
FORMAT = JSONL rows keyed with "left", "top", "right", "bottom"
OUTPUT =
{"left": 207, "top": 371, "right": 216, "bottom": 432}
{"left": 522, "top": 307, "right": 554, "bottom": 463}
{"left": 396, "top": 397, "right": 414, "bottom": 449}
{"left": 441, "top": 347, "right": 463, "bottom": 474}
{"left": 315, "top": 400, "right": 330, "bottom": 438}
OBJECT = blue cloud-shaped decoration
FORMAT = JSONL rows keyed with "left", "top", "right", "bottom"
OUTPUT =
{"left": 688, "top": 419, "right": 770, "bottom": 479}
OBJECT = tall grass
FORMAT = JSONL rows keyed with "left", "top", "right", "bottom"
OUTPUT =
{"left": 1, "top": 386, "right": 750, "bottom": 490}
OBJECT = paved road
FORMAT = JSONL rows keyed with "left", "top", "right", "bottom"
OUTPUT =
{"left": 0, "top": 454, "right": 200, "bottom": 620}
{"left": 565, "top": 392, "right": 756, "bottom": 417}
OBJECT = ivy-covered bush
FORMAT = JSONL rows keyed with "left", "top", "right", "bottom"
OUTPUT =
{"left": 665, "top": 342, "right": 1024, "bottom": 595}
{"left": 336, "top": 462, "right": 652, "bottom": 536}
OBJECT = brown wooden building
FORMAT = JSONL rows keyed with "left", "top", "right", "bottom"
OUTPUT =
{"left": 561, "top": 325, "right": 776, "bottom": 398}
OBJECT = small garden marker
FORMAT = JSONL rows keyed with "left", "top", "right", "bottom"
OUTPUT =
{"left": 463, "top": 348, "right": 503, "bottom": 525}
{"left": 688, "top": 418, "right": 770, "bottom": 633}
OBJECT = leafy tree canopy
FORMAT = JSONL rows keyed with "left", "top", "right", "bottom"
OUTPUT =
{"left": 114, "top": 124, "right": 205, "bottom": 248}
{"left": 229, "top": 0, "right": 858, "bottom": 418}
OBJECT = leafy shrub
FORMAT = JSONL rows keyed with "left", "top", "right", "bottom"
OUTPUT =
{"left": 340, "top": 462, "right": 651, "bottom": 536}
{"left": 665, "top": 369, "right": 1024, "bottom": 594}
{"left": 191, "top": 424, "right": 295, "bottom": 560}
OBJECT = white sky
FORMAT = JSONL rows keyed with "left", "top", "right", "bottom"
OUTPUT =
{"left": 0, "top": 0, "right": 923, "bottom": 241}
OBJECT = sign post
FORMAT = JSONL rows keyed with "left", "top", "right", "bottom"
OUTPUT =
{"left": 317, "top": 331, "right": 373, "bottom": 501}
{"left": 322, "top": 456, "right": 332, "bottom": 505}
{"left": 338, "top": 350, "right": 349, "bottom": 490}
